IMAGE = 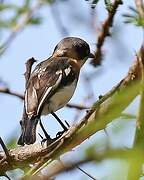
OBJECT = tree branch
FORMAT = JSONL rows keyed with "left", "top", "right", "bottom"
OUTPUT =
{"left": 0, "top": 87, "right": 24, "bottom": 100}
{"left": 128, "top": 46, "right": 144, "bottom": 179}
{"left": 40, "top": 148, "right": 143, "bottom": 179}
{"left": 0, "top": 50, "right": 142, "bottom": 176}
{"left": 91, "top": 0, "right": 123, "bottom": 66}
{"left": 135, "top": 0, "right": 144, "bottom": 18}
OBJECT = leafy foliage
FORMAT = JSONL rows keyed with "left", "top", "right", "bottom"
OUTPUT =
{"left": 0, "top": 3, "right": 42, "bottom": 29}
{"left": 123, "top": 6, "right": 144, "bottom": 27}
{"left": 85, "top": 0, "right": 100, "bottom": 9}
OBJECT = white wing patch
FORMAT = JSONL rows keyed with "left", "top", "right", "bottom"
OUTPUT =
{"left": 25, "top": 87, "right": 38, "bottom": 115}
{"left": 64, "top": 67, "right": 71, "bottom": 76}
{"left": 37, "top": 86, "right": 53, "bottom": 114}
{"left": 33, "top": 87, "right": 37, "bottom": 99}
{"left": 37, "top": 73, "right": 62, "bottom": 114}
{"left": 25, "top": 90, "right": 28, "bottom": 113}
{"left": 56, "top": 69, "right": 62, "bottom": 75}
{"left": 55, "top": 73, "right": 62, "bottom": 86}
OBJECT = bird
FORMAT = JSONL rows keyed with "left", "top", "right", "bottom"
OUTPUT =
{"left": 18, "top": 37, "right": 94, "bottom": 145}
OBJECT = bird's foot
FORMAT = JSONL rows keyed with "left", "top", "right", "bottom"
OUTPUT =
{"left": 56, "top": 130, "right": 65, "bottom": 138}
{"left": 56, "top": 127, "right": 69, "bottom": 138}
{"left": 56, "top": 120, "right": 70, "bottom": 138}
{"left": 42, "top": 138, "right": 54, "bottom": 146}
{"left": 38, "top": 133, "right": 53, "bottom": 146}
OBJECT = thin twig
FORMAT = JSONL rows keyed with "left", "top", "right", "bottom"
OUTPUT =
{"left": 135, "top": 0, "right": 144, "bottom": 18}
{"left": 76, "top": 165, "right": 97, "bottom": 180}
{"left": 58, "top": 159, "right": 97, "bottom": 180}
{"left": 0, "top": 86, "right": 89, "bottom": 110}
{"left": 91, "top": 0, "right": 123, "bottom": 66}
{"left": 120, "top": 113, "right": 136, "bottom": 119}
{"left": 66, "top": 103, "right": 89, "bottom": 110}
{"left": 0, "top": 87, "right": 24, "bottom": 100}
{"left": 4, "top": 174, "right": 11, "bottom": 180}
{"left": 0, "top": 137, "right": 11, "bottom": 164}
{"left": 50, "top": 3, "right": 69, "bottom": 36}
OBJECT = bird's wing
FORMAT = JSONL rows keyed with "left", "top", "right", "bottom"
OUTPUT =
{"left": 25, "top": 57, "right": 77, "bottom": 117}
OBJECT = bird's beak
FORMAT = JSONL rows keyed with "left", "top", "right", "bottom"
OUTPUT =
{"left": 89, "top": 53, "right": 95, "bottom": 58}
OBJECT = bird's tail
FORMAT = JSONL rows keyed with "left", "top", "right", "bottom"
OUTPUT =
{"left": 17, "top": 117, "right": 39, "bottom": 145}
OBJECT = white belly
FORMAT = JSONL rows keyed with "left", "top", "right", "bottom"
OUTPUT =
{"left": 41, "top": 80, "right": 77, "bottom": 115}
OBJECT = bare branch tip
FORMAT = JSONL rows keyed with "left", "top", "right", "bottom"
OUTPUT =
{"left": 0, "top": 137, "right": 11, "bottom": 162}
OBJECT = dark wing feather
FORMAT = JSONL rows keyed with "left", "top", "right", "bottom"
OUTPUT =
{"left": 25, "top": 57, "right": 76, "bottom": 117}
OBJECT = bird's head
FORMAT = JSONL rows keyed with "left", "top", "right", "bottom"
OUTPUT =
{"left": 52, "top": 37, "right": 94, "bottom": 66}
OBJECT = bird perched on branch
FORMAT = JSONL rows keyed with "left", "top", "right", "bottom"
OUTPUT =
{"left": 18, "top": 37, "right": 94, "bottom": 145}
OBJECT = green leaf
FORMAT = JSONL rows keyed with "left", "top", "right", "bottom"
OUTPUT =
{"left": 85, "top": 144, "right": 96, "bottom": 158}
{"left": 28, "top": 16, "right": 42, "bottom": 25}
{"left": 123, "top": 5, "right": 144, "bottom": 27}
{"left": 44, "top": 0, "right": 55, "bottom": 4}
{"left": 120, "top": 113, "right": 136, "bottom": 120}
{"left": 24, "top": 0, "right": 31, "bottom": 8}
{"left": 0, "top": 20, "right": 10, "bottom": 28}
{"left": 0, "top": 3, "right": 18, "bottom": 11}
{"left": 17, "top": 6, "right": 29, "bottom": 15}
{"left": 104, "top": 0, "right": 113, "bottom": 12}
{"left": 0, "top": 17, "right": 18, "bottom": 29}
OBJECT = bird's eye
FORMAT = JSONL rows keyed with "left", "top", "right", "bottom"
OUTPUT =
{"left": 86, "top": 49, "right": 90, "bottom": 55}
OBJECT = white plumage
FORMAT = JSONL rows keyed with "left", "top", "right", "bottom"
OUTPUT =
{"left": 41, "top": 80, "right": 77, "bottom": 115}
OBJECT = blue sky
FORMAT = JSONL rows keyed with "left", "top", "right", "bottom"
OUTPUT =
{"left": 0, "top": 0, "right": 143, "bottom": 179}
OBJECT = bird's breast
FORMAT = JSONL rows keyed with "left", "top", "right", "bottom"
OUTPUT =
{"left": 41, "top": 80, "right": 77, "bottom": 115}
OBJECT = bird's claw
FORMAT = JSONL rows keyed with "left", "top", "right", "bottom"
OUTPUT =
{"left": 56, "top": 120, "right": 70, "bottom": 138}
{"left": 56, "top": 128, "right": 68, "bottom": 138}
{"left": 38, "top": 133, "right": 53, "bottom": 146}
{"left": 41, "top": 138, "right": 46, "bottom": 146}
{"left": 41, "top": 137, "right": 53, "bottom": 146}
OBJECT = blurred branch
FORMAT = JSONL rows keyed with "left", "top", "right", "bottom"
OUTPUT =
{"left": 91, "top": 0, "right": 123, "bottom": 66}
{"left": 120, "top": 113, "right": 136, "bottom": 119}
{"left": 0, "top": 49, "right": 142, "bottom": 177}
{"left": 0, "top": 137, "right": 11, "bottom": 164}
{"left": 0, "top": 86, "right": 89, "bottom": 110}
{"left": 66, "top": 103, "right": 89, "bottom": 110}
{"left": 21, "top": 148, "right": 141, "bottom": 180}
{"left": 24, "top": 148, "right": 144, "bottom": 180}
{"left": 39, "top": 148, "right": 143, "bottom": 180}
{"left": 135, "top": 0, "right": 144, "bottom": 18}
{"left": 123, "top": 1, "right": 144, "bottom": 27}
{"left": 0, "top": 87, "right": 24, "bottom": 100}
{"left": 76, "top": 166, "right": 96, "bottom": 180}
{"left": 50, "top": 4, "right": 69, "bottom": 36}
{"left": 128, "top": 46, "right": 144, "bottom": 180}
{"left": 0, "top": 0, "right": 43, "bottom": 56}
